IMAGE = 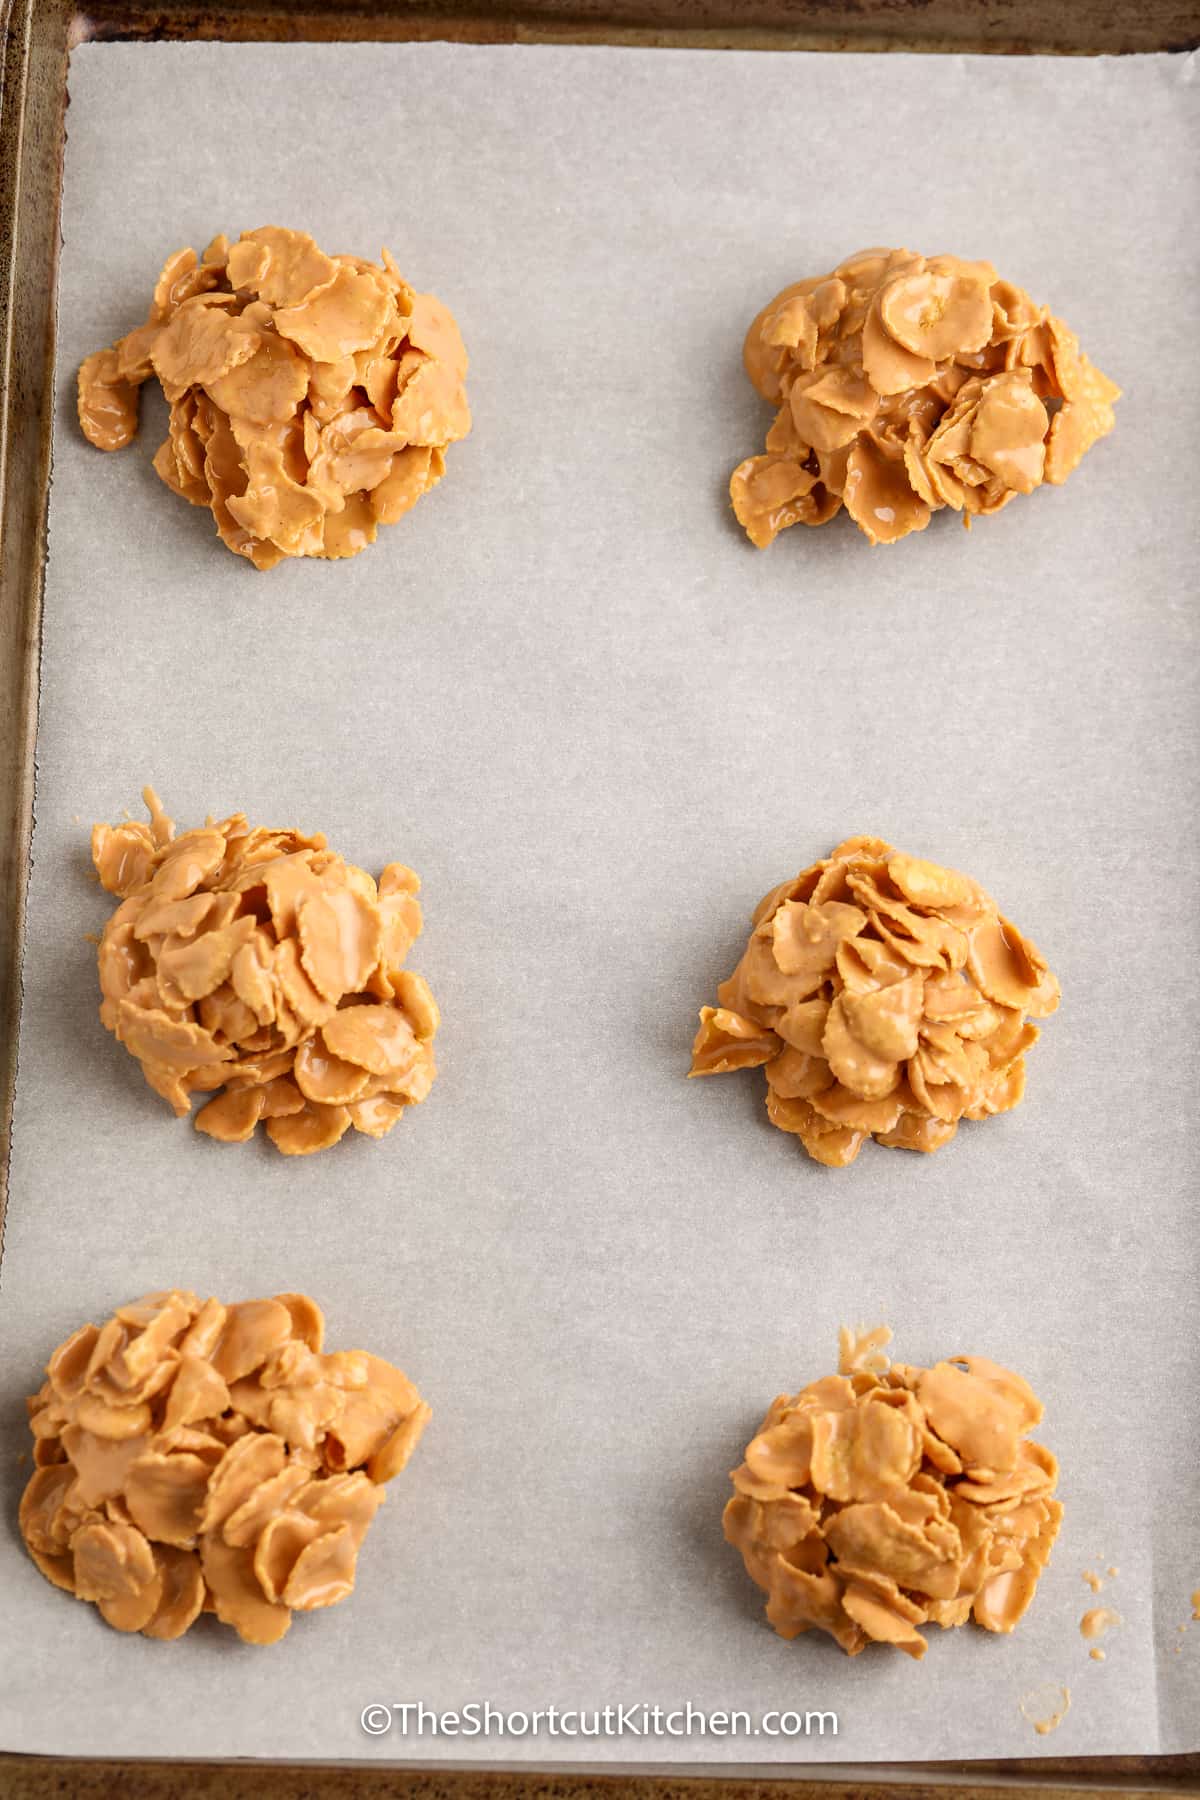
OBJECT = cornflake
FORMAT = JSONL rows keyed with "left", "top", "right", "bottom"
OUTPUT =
{"left": 731, "top": 248, "right": 1119, "bottom": 548}
{"left": 689, "top": 836, "right": 1059, "bottom": 1168}
{"left": 724, "top": 1331, "right": 1061, "bottom": 1660}
{"left": 92, "top": 788, "right": 439, "bottom": 1155}
{"left": 77, "top": 227, "right": 469, "bottom": 566}
{"left": 20, "top": 1289, "right": 430, "bottom": 1645}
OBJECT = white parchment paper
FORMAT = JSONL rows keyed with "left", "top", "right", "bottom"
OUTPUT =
{"left": 0, "top": 40, "right": 1197, "bottom": 1766}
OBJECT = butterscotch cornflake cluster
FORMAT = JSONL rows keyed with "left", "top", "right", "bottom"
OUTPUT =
{"left": 93, "top": 789, "right": 438, "bottom": 1155}
{"left": 724, "top": 1328, "right": 1062, "bottom": 1660}
{"left": 731, "top": 247, "right": 1119, "bottom": 547}
{"left": 690, "top": 837, "right": 1059, "bottom": 1167}
{"left": 78, "top": 226, "right": 469, "bottom": 565}
{"left": 20, "top": 1290, "right": 430, "bottom": 1644}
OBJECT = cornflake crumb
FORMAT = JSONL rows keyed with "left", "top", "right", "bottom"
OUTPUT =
{"left": 837, "top": 1323, "right": 893, "bottom": 1376}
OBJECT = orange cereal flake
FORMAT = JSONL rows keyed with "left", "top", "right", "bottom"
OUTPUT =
{"left": 732, "top": 248, "right": 1119, "bottom": 548}
{"left": 725, "top": 1331, "right": 1061, "bottom": 1660}
{"left": 20, "top": 1290, "right": 430, "bottom": 1644}
{"left": 92, "top": 789, "right": 438, "bottom": 1155}
{"left": 77, "top": 228, "right": 469, "bottom": 567}
{"left": 690, "top": 837, "right": 1059, "bottom": 1168}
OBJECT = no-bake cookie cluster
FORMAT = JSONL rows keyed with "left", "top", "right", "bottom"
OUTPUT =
{"left": 78, "top": 226, "right": 470, "bottom": 565}
{"left": 93, "top": 790, "right": 439, "bottom": 1155}
{"left": 20, "top": 1290, "right": 430, "bottom": 1644}
{"left": 690, "top": 836, "right": 1058, "bottom": 1167}
{"left": 724, "top": 1328, "right": 1061, "bottom": 1659}
{"left": 732, "top": 247, "right": 1120, "bottom": 547}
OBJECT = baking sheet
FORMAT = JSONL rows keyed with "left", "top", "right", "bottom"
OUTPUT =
{"left": 0, "top": 38, "right": 1196, "bottom": 1766}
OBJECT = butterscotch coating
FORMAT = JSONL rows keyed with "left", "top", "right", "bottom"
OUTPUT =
{"left": 690, "top": 837, "right": 1058, "bottom": 1168}
{"left": 92, "top": 789, "right": 439, "bottom": 1155}
{"left": 724, "top": 1328, "right": 1062, "bottom": 1661}
{"left": 731, "top": 248, "right": 1119, "bottom": 547}
{"left": 20, "top": 1290, "right": 431, "bottom": 1645}
{"left": 77, "top": 227, "right": 469, "bottom": 566}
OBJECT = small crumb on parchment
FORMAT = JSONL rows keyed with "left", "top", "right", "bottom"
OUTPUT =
{"left": 1019, "top": 1683, "right": 1071, "bottom": 1736}
{"left": 1080, "top": 1606, "right": 1122, "bottom": 1647}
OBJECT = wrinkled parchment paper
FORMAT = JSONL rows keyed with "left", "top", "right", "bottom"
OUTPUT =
{"left": 0, "top": 40, "right": 1196, "bottom": 1766}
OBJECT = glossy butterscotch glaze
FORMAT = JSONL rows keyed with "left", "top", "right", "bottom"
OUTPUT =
{"left": 78, "top": 228, "right": 469, "bottom": 566}
{"left": 1080, "top": 1605, "right": 1122, "bottom": 1640}
{"left": 20, "top": 1290, "right": 430, "bottom": 1644}
{"left": 731, "top": 248, "right": 1119, "bottom": 548}
{"left": 690, "top": 836, "right": 1059, "bottom": 1167}
{"left": 724, "top": 1328, "right": 1062, "bottom": 1661}
{"left": 92, "top": 789, "right": 438, "bottom": 1155}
